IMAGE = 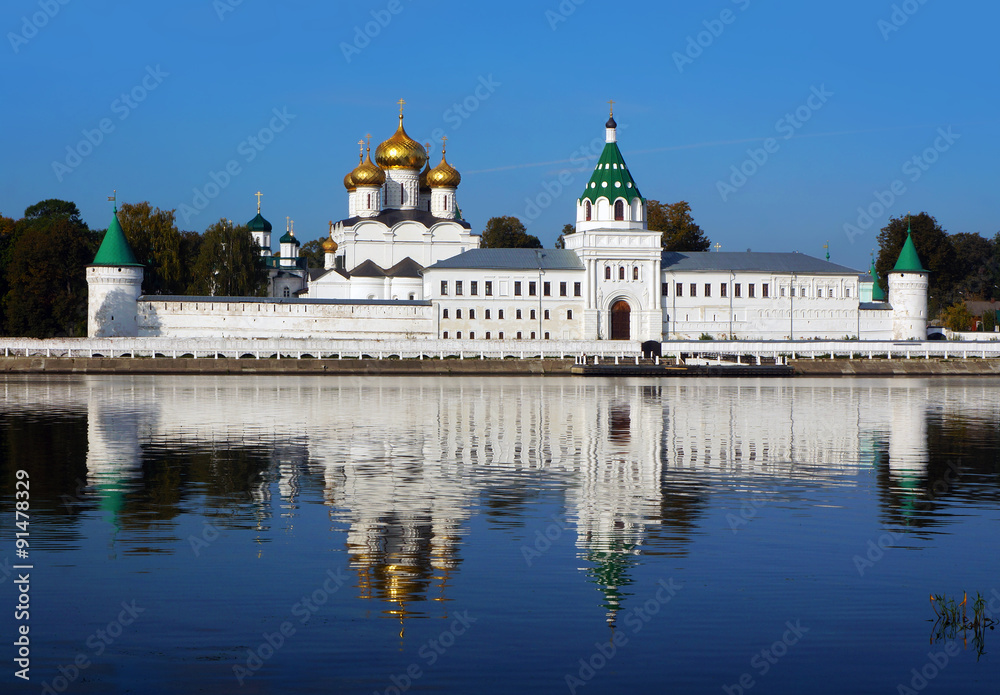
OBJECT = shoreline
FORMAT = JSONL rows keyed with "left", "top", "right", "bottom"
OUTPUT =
{"left": 4, "top": 356, "right": 1000, "bottom": 377}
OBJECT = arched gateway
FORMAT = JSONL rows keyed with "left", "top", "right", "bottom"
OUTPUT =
{"left": 610, "top": 300, "right": 631, "bottom": 340}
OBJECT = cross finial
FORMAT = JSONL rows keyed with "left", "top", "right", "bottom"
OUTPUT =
{"left": 108, "top": 189, "right": 117, "bottom": 212}
{"left": 713, "top": 242, "right": 722, "bottom": 252}
{"left": 255, "top": 190, "right": 263, "bottom": 213}
{"left": 286, "top": 216, "right": 290, "bottom": 232}
{"left": 357, "top": 138, "right": 365, "bottom": 161}
{"left": 608, "top": 99, "right": 615, "bottom": 117}
{"left": 823, "top": 240, "right": 830, "bottom": 261}
{"left": 397, "top": 98, "right": 406, "bottom": 116}
{"left": 366, "top": 133, "right": 372, "bottom": 151}
{"left": 290, "top": 219, "right": 294, "bottom": 235}
{"left": 441, "top": 135, "right": 448, "bottom": 155}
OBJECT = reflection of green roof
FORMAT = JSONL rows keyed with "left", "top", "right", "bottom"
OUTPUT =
{"left": 893, "top": 232, "right": 925, "bottom": 273}
{"left": 92, "top": 208, "right": 142, "bottom": 266}
{"left": 247, "top": 213, "right": 272, "bottom": 232}
{"left": 579, "top": 137, "right": 643, "bottom": 205}
{"left": 870, "top": 258, "right": 886, "bottom": 301}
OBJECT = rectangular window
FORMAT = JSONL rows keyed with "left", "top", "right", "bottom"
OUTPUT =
{"left": 817, "top": 288, "right": 822, "bottom": 298}
{"left": 499, "top": 309, "right": 505, "bottom": 320}
{"left": 529, "top": 281, "right": 536, "bottom": 296}
{"left": 499, "top": 332, "right": 504, "bottom": 340}
{"left": 455, "top": 281, "right": 463, "bottom": 296}
{"left": 457, "top": 331, "right": 462, "bottom": 339}
{"left": 676, "top": 283, "right": 683, "bottom": 297}
{"left": 846, "top": 287, "right": 851, "bottom": 298}
{"left": 486, "top": 331, "right": 491, "bottom": 339}
{"left": 544, "top": 332, "right": 550, "bottom": 340}
{"left": 470, "top": 281, "right": 478, "bottom": 296}
{"left": 469, "top": 309, "right": 475, "bottom": 319}
{"left": 735, "top": 284, "right": 741, "bottom": 298}
{"left": 485, "top": 281, "right": 493, "bottom": 296}
{"left": 762, "top": 283, "right": 769, "bottom": 298}
{"left": 469, "top": 331, "right": 474, "bottom": 339}
{"left": 544, "top": 309, "right": 550, "bottom": 320}
{"left": 690, "top": 283, "right": 697, "bottom": 297}
{"left": 560, "top": 282, "right": 567, "bottom": 297}
{"left": 790, "top": 287, "right": 796, "bottom": 297}
{"left": 443, "top": 331, "right": 449, "bottom": 339}
{"left": 543, "top": 281, "right": 550, "bottom": 296}
{"left": 749, "top": 284, "right": 755, "bottom": 298}
{"left": 514, "top": 281, "right": 522, "bottom": 296}
{"left": 516, "top": 309, "right": 522, "bottom": 320}
{"left": 485, "top": 309, "right": 491, "bottom": 320}
{"left": 706, "top": 283, "right": 713, "bottom": 298}
{"left": 443, "top": 308, "right": 449, "bottom": 319}
{"left": 441, "top": 281, "right": 448, "bottom": 296}
{"left": 456, "top": 309, "right": 462, "bottom": 319}
{"left": 662, "top": 282, "right": 669, "bottom": 296}
{"left": 574, "top": 282, "right": 581, "bottom": 297}
{"left": 530, "top": 309, "right": 536, "bottom": 320}
{"left": 530, "top": 332, "right": 536, "bottom": 339}
{"left": 517, "top": 331, "right": 522, "bottom": 340}
{"left": 567, "top": 310, "right": 573, "bottom": 320}
{"left": 780, "top": 287, "right": 786, "bottom": 297}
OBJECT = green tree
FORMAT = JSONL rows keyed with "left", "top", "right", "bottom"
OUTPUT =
{"left": 875, "top": 212, "right": 957, "bottom": 317}
{"left": 480, "top": 216, "right": 542, "bottom": 249}
{"left": 179, "top": 230, "right": 203, "bottom": 291}
{"left": 299, "top": 239, "right": 326, "bottom": 268}
{"left": 189, "top": 220, "right": 268, "bottom": 297}
{"left": 648, "top": 200, "right": 711, "bottom": 251}
{"left": 949, "top": 231, "right": 994, "bottom": 300}
{"left": 554, "top": 223, "right": 574, "bottom": 250}
{"left": 116, "top": 201, "right": 183, "bottom": 295}
{"left": 941, "top": 302, "right": 973, "bottom": 332}
{"left": 2, "top": 202, "right": 97, "bottom": 337}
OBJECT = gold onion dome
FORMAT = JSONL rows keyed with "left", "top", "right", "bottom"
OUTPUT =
{"left": 375, "top": 114, "right": 428, "bottom": 170}
{"left": 343, "top": 146, "right": 362, "bottom": 191}
{"left": 427, "top": 143, "right": 461, "bottom": 188}
{"left": 343, "top": 170, "right": 356, "bottom": 191}
{"left": 322, "top": 238, "right": 338, "bottom": 253}
{"left": 419, "top": 153, "right": 431, "bottom": 192}
{"left": 351, "top": 147, "right": 386, "bottom": 187}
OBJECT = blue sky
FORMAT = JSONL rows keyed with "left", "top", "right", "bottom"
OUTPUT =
{"left": 3, "top": 0, "right": 997, "bottom": 271}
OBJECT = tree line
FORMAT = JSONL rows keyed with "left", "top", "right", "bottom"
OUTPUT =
{"left": 0, "top": 199, "right": 267, "bottom": 338}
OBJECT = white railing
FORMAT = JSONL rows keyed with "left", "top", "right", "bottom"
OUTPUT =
{"left": 0, "top": 338, "right": 642, "bottom": 360}
{"left": 662, "top": 340, "right": 1000, "bottom": 361}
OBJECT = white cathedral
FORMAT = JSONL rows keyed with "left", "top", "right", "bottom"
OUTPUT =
{"left": 87, "top": 104, "right": 929, "bottom": 342}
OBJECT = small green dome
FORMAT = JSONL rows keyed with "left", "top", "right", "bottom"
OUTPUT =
{"left": 247, "top": 212, "right": 272, "bottom": 233}
{"left": 279, "top": 231, "right": 299, "bottom": 246}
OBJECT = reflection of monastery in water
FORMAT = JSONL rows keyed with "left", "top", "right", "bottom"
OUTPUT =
{"left": 3, "top": 375, "right": 992, "bottom": 624}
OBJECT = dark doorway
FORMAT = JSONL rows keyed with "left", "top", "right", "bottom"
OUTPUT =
{"left": 611, "top": 300, "right": 631, "bottom": 340}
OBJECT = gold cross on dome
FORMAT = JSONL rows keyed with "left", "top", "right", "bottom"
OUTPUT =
{"left": 358, "top": 138, "right": 365, "bottom": 160}
{"left": 254, "top": 190, "right": 263, "bottom": 213}
{"left": 397, "top": 98, "right": 406, "bottom": 115}
{"left": 713, "top": 242, "right": 722, "bottom": 252}
{"left": 441, "top": 135, "right": 448, "bottom": 154}
{"left": 608, "top": 99, "right": 615, "bottom": 116}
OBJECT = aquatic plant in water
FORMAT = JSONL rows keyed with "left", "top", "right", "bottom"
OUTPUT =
{"left": 930, "top": 592, "right": 997, "bottom": 658}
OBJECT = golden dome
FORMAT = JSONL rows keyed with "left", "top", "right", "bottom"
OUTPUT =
{"left": 419, "top": 155, "right": 431, "bottom": 192}
{"left": 351, "top": 147, "right": 386, "bottom": 187}
{"left": 427, "top": 141, "right": 461, "bottom": 188}
{"left": 322, "top": 238, "right": 338, "bottom": 253}
{"left": 343, "top": 145, "right": 362, "bottom": 191}
{"left": 343, "top": 170, "right": 356, "bottom": 191}
{"left": 375, "top": 114, "right": 427, "bottom": 170}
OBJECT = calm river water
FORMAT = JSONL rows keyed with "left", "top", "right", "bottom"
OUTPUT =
{"left": 1, "top": 374, "right": 999, "bottom": 694}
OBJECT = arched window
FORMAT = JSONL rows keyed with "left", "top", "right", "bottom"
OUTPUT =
{"left": 632, "top": 267, "right": 639, "bottom": 280}
{"left": 614, "top": 200, "right": 624, "bottom": 221}
{"left": 585, "top": 200, "right": 592, "bottom": 221}
{"left": 367, "top": 193, "right": 372, "bottom": 208}
{"left": 619, "top": 266, "right": 625, "bottom": 280}
{"left": 605, "top": 266, "right": 611, "bottom": 280}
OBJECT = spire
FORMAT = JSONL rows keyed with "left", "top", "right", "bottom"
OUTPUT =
{"left": 892, "top": 218, "right": 926, "bottom": 273}
{"left": 605, "top": 100, "right": 617, "bottom": 142}
{"left": 92, "top": 200, "right": 141, "bottom": 266}
{"left": 870, "top": 254, "right": 886, "bottom": 301}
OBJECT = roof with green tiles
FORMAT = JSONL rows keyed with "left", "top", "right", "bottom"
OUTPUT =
{"left": 279, "top": 231, "right": 300, "bottom": 246}
{"left": 579, "top": 139, "right": 643, "bottom": 205}
{"left": 247, "top": 212, "right": 272, "bottom": 232}
{"left": 893, "top": 231, "right": 925, "bottom": 273}
{"left": 92, "top": 208, "right": 142, "bottom": 266}
{"left": 870, "top": 258, "right": 886, "bottom": 301}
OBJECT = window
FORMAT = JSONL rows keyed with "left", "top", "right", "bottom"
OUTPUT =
{"left": 499, "top": 332, "right": 504, "bottom": 340}
{"left": 514, "top": 281, "right": 522, "bottom": 296}
{"left": 706, "top": 283, "right": 713, "bottom": 298}
{"left": 574, "top": 282, "right": 581, "bottom": 297}
{"left": 469, "top": 309, "right": 475, "bottom": 319}
{"left": 605, "top": 266, "right": 611, "bottom": 280}
{"left": 443, "top": 331, "right": 449, "bottom": 339}
{"left": 516, "top": 309, "right": 522, "bottom": 320}
{"left": 485, "top": 309, "right": 491, "bottom": 320}
{"left": 735, "top": 284, "right": 741, "bottom": 298}
{"left": 543, "top": 281, "right": 550, "bottom": 296}
{"left": 790, "top": 287, "right": 796, "bottom": 297}
{"left": 567, "top": 310, "right": 573, "bottom": 320}
{"left": 614, "top": 200, "right": 624, "bottom": 220}
{"left": 662, "top": 282, "right": 669, "bottom": 296}
{"left": 530, "top": 309, "right": 536, "bottom": 320}
{"left": 498, "top": 309, "right": 505, "bottom": 320}
{"left": 485, "top": 281, "right": 493, "bottom": 296}
{"left": 441, "top": 281, "right": 448, "bottom": 296}
{"left": 676, "top": 283, "right": 683, "bottom": 297}
{"left": 529, "top": 281, "right": 536, "bottom": 296}
{"left": 469, "top": 332, "right": 474, "bottom": 339}
{"left": 846, "top": 287, "right": 851, "bottom": 298}
{"left": 560, "top": 282, "right": 567, "bottom": 297}
{"left": 780, "top": 287, "right": 786, "bottom": 297}
{"left": 486, "top": 332, "right": 491, "bottom": 339}
{"left": 817, "top": 288, "right": 822, "bottom": 298}
{"left": 456, "top": 331, "right": 462, "bottom": 339}
{"left": 443, "top": 308, "right": 449, "bottom": 319}
{"left": 544, "top": 332, "right": 550, "bottom": 340}
{"left": 283, "top": 287, "right": 290, "bottom": 297}
{"left": 762, "top": 283, "right": 769, "bottom": 298}
{"left": 748, "top": 284, "right": 755, "bottom": 298}
{"left": 633, "top": 267, "right": 639, "bottom": 280}
{"left": 456, "top": 309, "right": 462, "bottom": 319}
{"left": 619, "top": 267, "right": 625, "bottom": 280}
{"left": 517, "top": 331, "right": 522, "bottom": 339}
{"left": 470, "top": 281, "right": 478, "bottom": 296}
{"left": 530, "top": 332, "right": 536, "bottom": 339}
{"left": 455, "top": 281, "right": 463, "bottom": 296}
{"left": 585, "top": 200, "right": 591, "bottom": 221}
{"left": 690, "top": 283, "right": 697, "bottom": 297}
{"left": 409, "top": 293, "right": 415, "bottom": 300}
{"left": 544, "top": 309, "right": 550, "bottom": 320}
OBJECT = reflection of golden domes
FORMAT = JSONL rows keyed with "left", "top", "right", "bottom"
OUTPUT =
{"left": 375, "top": 114, "right": 428, "bottom": 170}
{"left": 351, "top": 147, "right": 386, "bottom": 187}
{"left": 427, "top": 142, "right": 461, "bottom": 188}
{"left": 322, "top": 238, "right": 337, "bottom": 253}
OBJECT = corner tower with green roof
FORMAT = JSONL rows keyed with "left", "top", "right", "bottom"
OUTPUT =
{"left": 888, "top": 225, "right": 929, "bottom": 340}
{"left": 87, "top": 203, "right": 144, "bottom": 337}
